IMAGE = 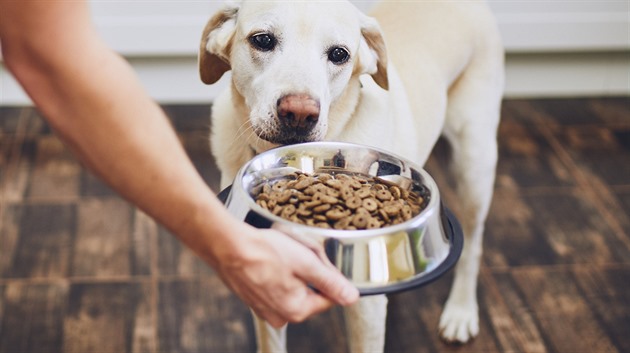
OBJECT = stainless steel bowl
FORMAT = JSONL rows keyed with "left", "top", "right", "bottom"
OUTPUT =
{"left": 218, "top": 142, "right": 462, "bottom": 295}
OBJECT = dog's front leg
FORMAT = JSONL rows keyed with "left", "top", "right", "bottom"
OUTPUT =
{"left": 252, "top": 313, "right": 287, "bottom": 353}
{"left": 438, "top": 70, "right": 502, "bottom": 343}
{"left": 344, "top": 295, "right": 388, "bottom": 353}
{"left": 438, "top": 142, "right": 496, "bottom": 343}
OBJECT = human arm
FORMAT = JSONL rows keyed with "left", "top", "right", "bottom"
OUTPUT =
{"left": 0, "top": 0, "right": 358, "bottom": 327}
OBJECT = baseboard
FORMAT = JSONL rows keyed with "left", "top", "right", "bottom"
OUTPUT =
{"left": 503, "top": 51, "right": 629, "bottom": 98}
{"left": 1, "top": 52, "right": 628, "bottom": 106}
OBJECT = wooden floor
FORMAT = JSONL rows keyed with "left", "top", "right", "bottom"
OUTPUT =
{"left": 1, "top": 97, "right": 629, "bottom": 353}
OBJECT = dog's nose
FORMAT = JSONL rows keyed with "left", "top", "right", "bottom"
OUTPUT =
{"left": 277, "top": 94, "right": 320, "bottom": 131}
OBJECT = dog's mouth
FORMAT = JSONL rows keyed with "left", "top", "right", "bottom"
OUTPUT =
{"left": 256, "top": 129, "right": 320, "bottom": 145}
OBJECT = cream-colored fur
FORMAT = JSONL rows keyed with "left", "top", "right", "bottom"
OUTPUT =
{"left": 199, "top": 0, "right": 504, "bottom": 351}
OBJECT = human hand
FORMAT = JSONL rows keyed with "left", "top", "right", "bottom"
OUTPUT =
{"left": 211, "top": 225, "right": 359, "bottom": 328}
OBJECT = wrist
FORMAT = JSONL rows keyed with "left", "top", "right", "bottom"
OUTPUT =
{"left": 172, "top": 191, "right": 252, "bottom": 269}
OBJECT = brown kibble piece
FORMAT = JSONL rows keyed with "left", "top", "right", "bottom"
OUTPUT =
{"left": 325, "top": 179, "right": 343, "bottom": 190}
{"left": 313, "top": 214, "right": 328, "bottom": 222}
{"left": 352, "top": 214, "right": 369, "bottom": 228}
{"left": 303, "top": 200, "right": 322, "bottom": 209}
{"left": 272, "top": 180, "right": 288, "bottom": 191}
{"left": 376, "top": 189, "right": 392, "bottom": 201}
{"left": 362, "top": 198, "right": 378, "bottom": 212}
{"left": 272, "top": 205, "right": 283, "bottom": 216}
{"left": 270, "top": 189, "right": 292, "bottom": 204}
{"left": 256, "top": 199, "right": 268, "bottom": 210}
{"left": 316, "top": 173, "right": 333, "bottom": 182}
{"left": 334, "top": 217, "right": 352, "bottom": 230}
{"left": 402, "top": 205, "right": 413, "bottom": 220}
{"left": 281, "top": 204, "right": 296, "bottom": 218}
{"left": 339, "top": 187, "right": 353, "bottom": 200}
{"left": 313, "top": 203, "right": 332, "bottom": 213}
{"left": 355, "top": 187, "right": 371, "bottom": 199}
{"left": 367, "top": 218, "right": 381, "bottom": 229}
{"left": 296, "top": 205, "right": 313, "bottom": 217}
{"left": 325, "top": 207, "right": 347, "bottom": 221}
{"left": 383, "top": 204, "right": 401, "bottom": 217}
{"left": 346, "top": 196, "right": 362, "bottom": 209}
{"left": 294, "top": 177, "right": 314, "bottom": 190}
{"left": 390, "top": 185, "right": 402, "bottom": 199}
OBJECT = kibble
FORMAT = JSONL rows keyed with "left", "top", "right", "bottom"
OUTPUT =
{"left": 252, "top": 171, "right": 427, "bottom": 230}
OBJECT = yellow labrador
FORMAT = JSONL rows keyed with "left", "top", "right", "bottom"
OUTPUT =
{"left": 199, "top": 0, "right": 504, "bottom": 351}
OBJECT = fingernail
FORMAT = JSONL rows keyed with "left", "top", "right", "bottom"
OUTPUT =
{"left": 340, "top": 285, "right": 359, "bottom": 304}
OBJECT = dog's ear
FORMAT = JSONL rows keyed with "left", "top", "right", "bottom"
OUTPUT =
{"left": 199, "top": 3, "right": 239, "bottom": 85}
{"left": 356, "top": 13, "right": 389, "bottom": 90}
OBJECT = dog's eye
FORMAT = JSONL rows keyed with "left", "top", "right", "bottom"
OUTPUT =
{"left": 328, "top": 47, "right": 350, "bottom": 64}
{"left": 249, "top": 33, "right": 276, "bottom": 51}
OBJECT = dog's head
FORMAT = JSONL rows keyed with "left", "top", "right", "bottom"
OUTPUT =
{"left": 199, "top": 0, "right": 388, "bottom": 145}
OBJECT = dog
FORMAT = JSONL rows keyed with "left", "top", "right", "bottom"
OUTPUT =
{"left": 199, "top": 0, "right": 504, "bottom": 351}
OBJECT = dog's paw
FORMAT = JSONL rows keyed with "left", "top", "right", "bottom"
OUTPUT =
{"left": 438, "top": 301, "right": 479, "bottom": 344}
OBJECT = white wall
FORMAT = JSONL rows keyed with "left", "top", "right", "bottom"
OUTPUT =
{"left": 1, "top": 0, "right": 628, "bottom": 105}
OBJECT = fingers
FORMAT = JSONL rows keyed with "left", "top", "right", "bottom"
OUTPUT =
{"left": 295, "top": 250, "right": 360, "bottom": 306}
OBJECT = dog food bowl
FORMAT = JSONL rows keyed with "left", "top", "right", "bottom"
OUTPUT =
{"left": 218, "top": 142, "right": 462, "bottom": 295}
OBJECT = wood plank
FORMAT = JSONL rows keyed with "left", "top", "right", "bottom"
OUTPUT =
{"left": 0, "top": 282, "right": 68, "bottom": 353}
{"left": 162, "top": 104, "right": 221, "bottom": 192}
{"left": 0, "top": 285, "right": 5, "bottom": 336}
{"left": 0, "top": 205, "right": 21, "bottom": 277}
{"left": 80, "top": 170, "right": 117, "bottom": 197}
{"left": 587, "top": 97, "right": 630, "bottom": 126}
{"left": 179, "top": 130, "right": 222, "bottom": 193}
{"left": 530, "top": 98, "right": 605, "bottom": 126}
{"left": 0, "top": 107, "right": 23, "bottom": 135}
{"left": 496, "top": 119, "right": 576, "bottom": 189}
{"left": 0, "top": 135, "right": 13, "bottom": 188}
{"left": 511, "top": 267, "right": 619, "bottom": 353}
{"left": 573, "top": 266, "right": 630, "bottom": 353}
{"left": 130, "top": 209, "right": 157, "bottom": 276}
{"left": 62, "top": 282, "right": 150, "bottom": 353}
{"left": 8, "top": 203, "right": 75, "bottom": 278}
{"left": 553, "top": 125, "right": 630, "bottom": 187}
{"left": 18, "top": 108, "right": 50, "bottom": 139}
{"left": 162, "top": 105, "right": 212, "bottom": 132}
{"left": 71, "top": 198, "right": 134, "bottom": 277}
{"left": 612, "top": 190, "right": 630, "bottom": 238}
{"left": 158, "top": 277, "right": 253, "bottom": 353}
{"left": 485, "top": 190, "right": 630, "bottom": 267}
{"left": 157, "top": 227, "right": 214, "bottom": 276}
{"left": 0, "top": 139, "right": 33, "bottom": 203}
{"left": 130, "top": 282, "right": 157, "bottom": 353}
{"left": 482, "top": 271, "right": 547, "bottom": 353}
{"left": 26, "top": 135, "right": 81, "bottom": 200}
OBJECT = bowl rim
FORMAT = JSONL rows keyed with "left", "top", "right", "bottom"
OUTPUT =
{"left": 231, "top": 141, "right": 443, "bottom": 239}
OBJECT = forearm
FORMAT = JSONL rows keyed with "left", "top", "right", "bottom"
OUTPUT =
{"left": 0, "top": 1, "right": 236, "bottom": 266}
